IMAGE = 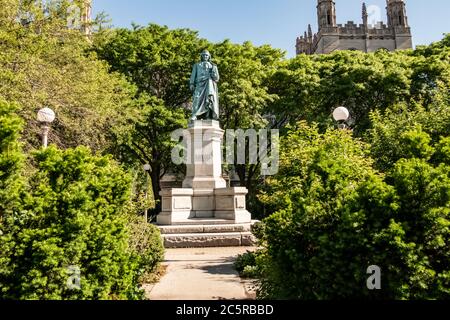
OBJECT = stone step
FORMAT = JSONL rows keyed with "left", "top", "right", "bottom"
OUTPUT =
{"left": 162, "top": 232, "right": 256, "bottom": 248}
{"left": 158, "top": 223, "right": 252, "bottom": 235}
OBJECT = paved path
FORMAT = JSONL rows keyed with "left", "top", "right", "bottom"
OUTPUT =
{"left": 146, "top": 247, "right": 256, "bottom": 300}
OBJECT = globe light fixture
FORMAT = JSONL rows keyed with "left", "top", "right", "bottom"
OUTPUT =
{"left": 333, "top": 106, "right": 350, "bottom": 129}
{"left": 37, "top": 107, "right": 56, "bottom": 123}
{"left": 37, "top": 107, "right": 56, "bottom": 148}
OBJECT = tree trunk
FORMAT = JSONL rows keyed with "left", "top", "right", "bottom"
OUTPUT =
{"left": 150, "top": 164, "right": 162, "bottom": 216}
{"left": 236, "top": 164, "right": 246, "bottom": 187}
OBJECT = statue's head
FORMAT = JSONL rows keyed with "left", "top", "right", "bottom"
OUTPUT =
{"left": 201, "top": 50, "right": 211, "bottom": 62}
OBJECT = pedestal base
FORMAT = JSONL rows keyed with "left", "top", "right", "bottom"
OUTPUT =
{"left": 157, "top": 189, "right": 194, "bottom": 225}
{"left": 157, "top": 120, "right": 252, "bottom": 226}
{"left": 157, "top": 187, "right": 251, "bottom": 225}
{"left": 214, "top": 188, "right": 251, "bottom": 223}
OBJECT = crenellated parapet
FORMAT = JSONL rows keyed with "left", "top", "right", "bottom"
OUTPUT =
{"left": 297, "top": 0, "right": 412, "bottom": 55}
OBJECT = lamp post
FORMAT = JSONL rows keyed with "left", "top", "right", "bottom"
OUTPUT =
{"left": 37, "top": 107, "right": 56, "bottom": 148}
{"left": 143, "top": 164, "right": 151, "bottom": 222}
{"left": 333, "top": 106, "right": 350, "bottom": 129}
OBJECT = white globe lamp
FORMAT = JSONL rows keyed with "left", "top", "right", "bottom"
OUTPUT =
{"left": 37, "top": 107, "right": 56, "bottom": 124}
{"left": 37, "top": 107, "right": 56, "bottom": 148}
{"left": 333, "top": 106, "right": 350, "bottom": 129}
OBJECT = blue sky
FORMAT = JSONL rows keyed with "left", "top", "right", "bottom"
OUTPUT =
{"left": 92, "top": 0, "right": 449, "bottom": 57}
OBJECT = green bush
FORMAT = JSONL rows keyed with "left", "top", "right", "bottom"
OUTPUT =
{"left": 435, "top": 137, "right": 450, "bottom": 165}
{"left": 369, "top": 104, "right": 450, "bottom": 171}
{"left": 0, "top": 99, "right": 25, "bottom": 285}
{"left": 257, "top": 122, "right": 450, "bottom": 299}
{"left": 235, "top": 251, "right": 257, "bottom": 274}
{"left": 242, "top": 265, "right": 259, "bottom": 279}
{"left": 0, "top": 99, "right": 24, "bottom": 213}
{"left": 127, "top": 214, "right": 164, "bottom": 277}
{"left": 0, "top": 146, "right": 149, "bottom": 300}
{"left": 235, "top": 251, "right": 261, "bottom": 279}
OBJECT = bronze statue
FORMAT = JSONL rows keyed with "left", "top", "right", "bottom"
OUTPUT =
{"left": 189, "top": 50, "right": 219, "bottom": 121}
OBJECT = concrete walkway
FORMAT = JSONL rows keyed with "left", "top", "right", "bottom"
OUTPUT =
{"left": 146, "top": 247, "right": 256, "bottom": 300}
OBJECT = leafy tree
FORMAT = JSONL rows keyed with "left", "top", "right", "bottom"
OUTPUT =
{"left": 112, "top": 95, "right": 187, "bottom": 211}
{"left": 317, "top": 50, "right": 413, "bottom": 132}
{"left": 0, "top": 0, "right": 135, "bottom": 152}
{"left": 94, "top": 24, "right": 208, "bottom": 108}
{"left": 383, "top": 157, "right": 450, "bottom": 299}
{"left": 0, "top": 146, "right": 161, "bottom": 300}
{"left": 0, "top": 99, "right": 24, "bottom": 222}
{"left": 211, "top": 40, "right": 283, "bottom": 130}
{"left": 435, "top": 136, "right": 450, "bottom": 165}
{"left": 210, "top": 40, "right": 284, "bottom": 194}
{"left": 268, "top": 36, "right": 450, "bottom": 135}
{"left": 265, "top": 54, "right": 321, "bottom": 129}
{"left": 369, "top": 103, "right": 450, "bottom": 171}
{"left": 257, "top": 123, "right": 396, "bottom": 299}
{"left": 269, "top": 50, "right": 415, "bottom": 133}
{"left": 256, "top": 122, "right": 450, "bottom": 299}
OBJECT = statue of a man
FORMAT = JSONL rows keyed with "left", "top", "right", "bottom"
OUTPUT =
{"left": 189, "top": 50, "right": 220, "bottom": 121}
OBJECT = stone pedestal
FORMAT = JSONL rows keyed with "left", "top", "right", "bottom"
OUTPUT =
{"left": 182, "top": 120, "right": 227, "bottom": 190}
{"left": 215, "top": 187, "right": 251, "bottom": 223}
{"left": 157, "top": 189, "right": 194, "bottom": 225}
{"left": 157, "top": 120, "right": 251, "bottom": 226}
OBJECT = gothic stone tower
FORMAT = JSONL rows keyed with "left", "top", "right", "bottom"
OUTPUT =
{"left": 80, "top": 0, "right": 92, "bottom": 36}
{"left": 386, "top": 0, "right": 412, "bottom": 50}
{"left": 317, "top": 0, "right": 337, "bottom": 28}
{"left": 296, "top": 0, "right": 412, "bottom": 55}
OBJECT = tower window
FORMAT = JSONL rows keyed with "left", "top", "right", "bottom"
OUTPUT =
{"left": 327, "top": 10, "right": 332, "bottom": 25}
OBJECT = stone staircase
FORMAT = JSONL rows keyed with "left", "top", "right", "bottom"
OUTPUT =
{"left": 156, "top": 219, "right": 257, "bottom": 248}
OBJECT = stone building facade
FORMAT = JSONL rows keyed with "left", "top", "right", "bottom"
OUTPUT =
{"left": 80, "top": 0, "right": 92, "bottom": 36}
{"left": 296, "top": 0, "right": 413, "bottom": 55}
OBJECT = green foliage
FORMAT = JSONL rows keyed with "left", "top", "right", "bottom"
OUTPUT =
{"left": 209, "top": 41, "right": 284, "bottom": 194}
{"left": 0, "top": 0, "right": 136, "bottom": 151}
{"left": 0, "top": 146, "right": 152, "bottom": 300}
{"left": 266, "top": 55, "right": 321, "bottom": 128}
{"left": 235, "top": 251, "right": 257, "bottom": 274}
{"left": 256, "top": 122, "right": 450, "bottom": 299}
{"left": 435, "top": 137, "right": 450, "bottom": 165}
{"left": 369, "top": 104, "right": 450, "bottom": 171}
{"left": 257, "top": 123, "right": 395, "bottom": 299}
{"left": 110, "top": 95, "right": 187, "bottom": 209}
{"left": 0, "top": 99, "right": 24, "bottom": 211}
{"left": 242, "top": 265, "right": 259, "bottom": 279}
{"left": 127, "top": 214, "right": 164, "bottom": 277}
{"left": 235, "top": 250, "right": 261, "bottom": 279}
{"left": 211, "top": 40, "right": 283, "bottom": 130}
{"left": 94, "top": 24, "right": 208, "bottom": 107}
{"left": 0, "top": 6, "right": 166, "bottom": 300}
{"left": 269, "top": 36, "right": 450, "bottom": 134}
{"left": 364, "top": 118, "right": 450, "bottom": 299}
{"left": 383, "top": 158, "right": 450, "bottom": 299}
